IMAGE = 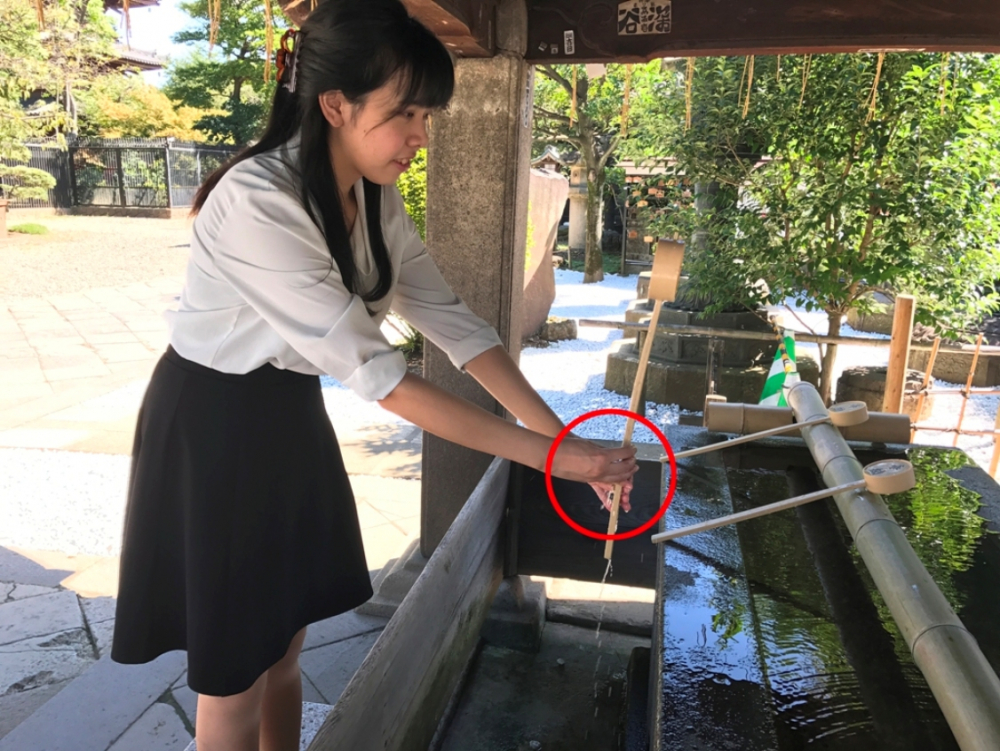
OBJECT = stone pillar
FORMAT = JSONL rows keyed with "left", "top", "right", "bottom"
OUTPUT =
{"left": 567, "top": 164, "right": 587, "bottom": 258}
{"left": 419, "top": 2, "right": 531, "bottom": 557}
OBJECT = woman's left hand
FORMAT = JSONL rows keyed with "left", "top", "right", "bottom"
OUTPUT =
{"left": 590, "top": 479, "right": 633, "bottom": 514}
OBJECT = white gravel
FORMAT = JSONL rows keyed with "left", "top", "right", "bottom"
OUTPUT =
{"left": 518, "top": 270, "right": 679, "bottom": 445}
{"left": 2, "top": 269, "right": 998, "bottom": 557}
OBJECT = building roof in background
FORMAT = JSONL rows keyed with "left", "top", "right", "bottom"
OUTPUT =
{"left": 531, "top": 145, "right": 566, "bottom": 167}
{"left": 110, "top": 45, "right": 167, "bottom": 71}
{"left": 617, "top": 159, "right": 674, "bottom": 179}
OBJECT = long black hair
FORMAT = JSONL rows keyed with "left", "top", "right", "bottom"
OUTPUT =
{"left": 191, "top": 0, "right": 454, "bottom": 303}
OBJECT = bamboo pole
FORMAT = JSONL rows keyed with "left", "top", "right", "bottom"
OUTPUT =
{"left": 604, "top": 299, "right": 663, "bottom": 560}
{"left": 914, "top": 426, "right": 1000, "bottom": 438}
{"left": 921, "top": 387, "right": 1000, "bottom": 396}
{"left": 785, "top": 381, "right": 1000, "bottom": 750}
{"left": 650, "top": 480, "right": 866, "bottom": 544}
{"left": 655, "top": 416, "right": 831, "bottom": 463}
{"left": 577, "top": 319, "right": 1000, "bottom": 355}
{"left": 912, "top": 337, "right": 941, "bottom": 441}
{"left": 954, "top": 333, "right": 985, "bottom": 447}
{"left": 882, "top": 295, "right": 915, "bottom": 414}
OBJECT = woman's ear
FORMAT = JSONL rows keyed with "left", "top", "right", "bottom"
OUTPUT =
{"left": 318, "top": 91, "right": 349, "bottom": 128}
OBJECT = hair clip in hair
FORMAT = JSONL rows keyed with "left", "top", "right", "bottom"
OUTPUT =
{"left": 276, "top": 29, "right": 300, "bottom": 93}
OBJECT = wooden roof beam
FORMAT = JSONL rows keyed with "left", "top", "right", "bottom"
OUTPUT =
{"left": 526, "top": 0, "right": 1000, "bottom": 64}
{"left": 278, "top": 0, "right": 498, "bottom": 56}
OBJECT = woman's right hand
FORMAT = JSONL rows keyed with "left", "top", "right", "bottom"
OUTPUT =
{"left": 550, "top": 436, "right": 638, "bottom": 488}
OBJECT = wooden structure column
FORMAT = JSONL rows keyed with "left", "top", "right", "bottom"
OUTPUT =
{"left": 420, "top": 0, "right": 533, "bottom": 556}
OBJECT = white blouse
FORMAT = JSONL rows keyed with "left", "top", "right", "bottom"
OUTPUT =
{"left": 166, "top": 142, "right": 502, "bottom": 401}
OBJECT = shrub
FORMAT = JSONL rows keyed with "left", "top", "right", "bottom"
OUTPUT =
{"left": 8, "top": 222, "right": 48, "bottom": 235}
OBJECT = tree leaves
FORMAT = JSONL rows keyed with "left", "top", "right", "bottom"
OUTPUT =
{"left": 626, "top": 53, "right": 1000, "bottom": 341}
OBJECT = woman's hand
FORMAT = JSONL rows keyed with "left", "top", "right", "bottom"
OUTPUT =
{"left": 589, "top": 480, "right": 633, "bottom": 514}
{"left": 550, "top": 436, "right": 638, "bottom": 492}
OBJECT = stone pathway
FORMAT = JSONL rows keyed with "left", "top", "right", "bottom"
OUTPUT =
{"left": 0, "top": 277, "right": 180, "bottom": 453}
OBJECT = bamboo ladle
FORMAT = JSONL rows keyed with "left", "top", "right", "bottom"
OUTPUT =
{"left": 650, "top": 458, "right": 916, "bottom": 544}
{"left": 604, "top": 239, "right": 685, "bottom": 560}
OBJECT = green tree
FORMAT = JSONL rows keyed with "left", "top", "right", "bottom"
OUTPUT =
{"left": 164, "top": 0, "right": 275, "bottom": 145}
{"left": 77, "top": 74, "right": 217, "bottom": 140}
{"left": 533, "top": 63, "right": 659, "bottom": 283}
{"left": 0, "top": 0, "right": 60, "bottom": 201}
{"left": 397, "top": 148, "right": 427, "bottom": 240}
{"left": 630, "top": 54, "right": 1000, "bottom": 402}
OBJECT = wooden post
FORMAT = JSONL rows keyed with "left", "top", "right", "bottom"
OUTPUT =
{"left": 882, "top": 295, "right": 916, "bottom": 414}
{"left": 954, "top": 333, "right": 985, "bottom": 447}
{"left": 911, "top": 336, "right": 941, "bottom": 442}
{"left": 989, "top": 403, "right": 1000, "bottom": 479}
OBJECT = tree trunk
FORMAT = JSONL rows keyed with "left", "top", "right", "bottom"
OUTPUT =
{"left": 819, "top": 311, "right": 842, "bottom": 404}
{"left": 583, "top": 168, "right": 604, "bottom": 283}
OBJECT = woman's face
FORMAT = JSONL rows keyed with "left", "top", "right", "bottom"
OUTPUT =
{"left": 323, "top": 77, "right": 433, "bottom": 187}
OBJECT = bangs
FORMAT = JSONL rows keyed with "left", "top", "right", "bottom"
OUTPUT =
{"left": 387, "top": 21, "right": 455, "bottom": 111}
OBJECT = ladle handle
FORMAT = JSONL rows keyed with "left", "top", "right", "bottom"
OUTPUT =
{"left": 650, "top": 479, "right": 867, "bottom": 544}
{"left": 605, "top": 298, "right": 665, "bottom": 560}
{"left": 660, "top": 416, "right": 831, "bottom": 463}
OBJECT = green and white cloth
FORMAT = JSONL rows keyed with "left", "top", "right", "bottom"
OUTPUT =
{"left": 759, "top": 330, "right": 799, "bottom": 407}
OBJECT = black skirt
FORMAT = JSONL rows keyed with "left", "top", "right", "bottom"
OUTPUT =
{"left": 111, "top": 347, "right": 373, "bottom": 696}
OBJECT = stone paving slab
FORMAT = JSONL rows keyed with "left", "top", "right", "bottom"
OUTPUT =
{"left": 0, "top": 628, "right": 95, "bottom": 696}
{"left": 80, "top": 595, "right": 116, "bottom": 625}
{"left": 106, "top": 702, "right": 191, "bottom": 751}
{"left": 0, "top": 547, "right": 73, "bottom": 588}
{"left": 170, "top": 683, "right": 198, "bottom": 731}
{"left": 0, "top": 651, "right": 186, "bottom": 751}
{"left": 0, "top": 590, "right": 83, "bottom": 646}
{"left": 0, "top": 678, "right": 69, "bottom": 742}
{"left": 299, "top": 630, "right": 383, "bottom": 705}
{"left": 301, "top": 610, "right": 388, "bottom": 653}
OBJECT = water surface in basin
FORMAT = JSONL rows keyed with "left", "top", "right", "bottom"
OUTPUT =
{"left": 726, "top": 445, "right": 999, "bottom": 750}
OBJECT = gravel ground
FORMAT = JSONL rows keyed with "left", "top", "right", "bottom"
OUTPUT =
{"left": 3, "top": 268, "right": 1000, "bottom": 556}
{"left": 1, "top": 215, "right": 192, "bottom": 299}
{"left": 519, "top": 270, "right": 680, "bottom": 444}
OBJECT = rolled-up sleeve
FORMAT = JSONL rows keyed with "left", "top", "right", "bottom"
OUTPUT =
{"left": 210, "top": 187, "right": 406, "bottom": 401}
{"left": 385, "top": 189, "right": 503, "bottom": 370}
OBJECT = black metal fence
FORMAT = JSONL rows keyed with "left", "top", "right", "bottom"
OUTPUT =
{"left": 1, "top": 138, "right": 239, "bottom": 210}
{"left": 0, "top": 144, "right": 73, "bottom": 209}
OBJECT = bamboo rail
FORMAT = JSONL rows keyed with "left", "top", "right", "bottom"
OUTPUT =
{"left": 578, "top": 319, "right": 1000, "bottom": 355}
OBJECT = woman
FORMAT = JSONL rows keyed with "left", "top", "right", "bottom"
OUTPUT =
{"left": 111, "top": 1, "right": 637, "bottom": 749}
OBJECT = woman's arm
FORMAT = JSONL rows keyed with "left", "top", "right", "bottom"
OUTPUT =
{"left": 378, "top": 372, "right": 637, "bottom": 486}
{"left": 464, "top": 345, "right": 634, "bottom": 512}
{"left": 463, "top": 345, "right": 566, "bottom": 436}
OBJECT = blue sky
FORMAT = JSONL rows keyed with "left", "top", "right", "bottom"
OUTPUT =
{"left": 106, "top": 0, "right": 193, "bottom": 86}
